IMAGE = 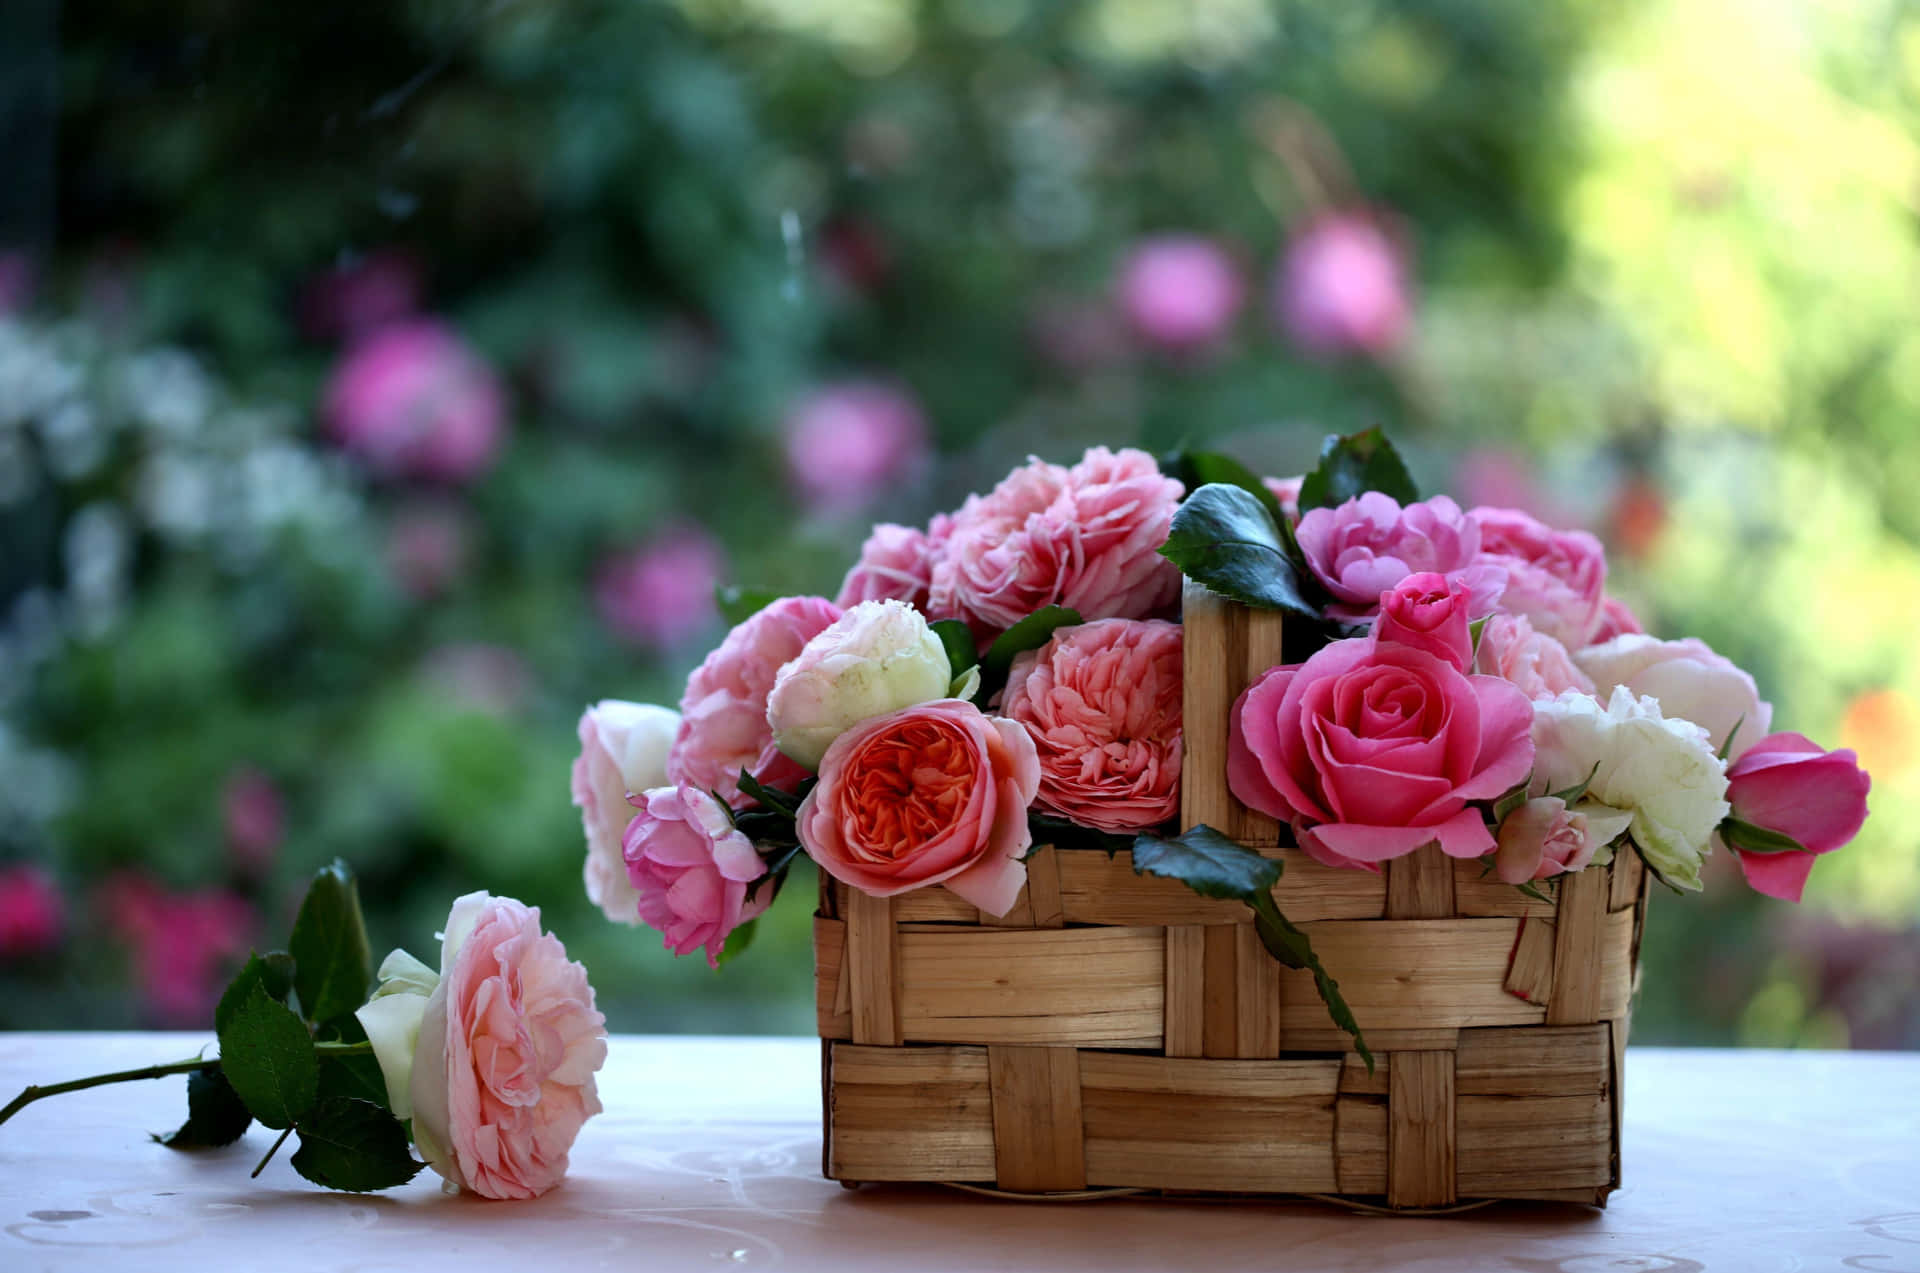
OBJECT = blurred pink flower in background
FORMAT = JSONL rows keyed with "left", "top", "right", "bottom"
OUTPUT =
{"left": 300, "top": 250, "right": 422, "bottom": 344}
{"left": 99, "top": 874, "right": 254, "bottom": 1027}
{"left": 1454, "top": 449, "right": 1549, "bottom": 523}
{"left": 1117, "top": 235, "right": 1244, "bottom": 354}
{"left": 782, "top": 381, "right": 929, "bottom": 514}
{"left": 420, "top": 643, "right": 533, "bottom": 716}
{"left": 386, "top": 500, "right": 472, "bottom": 600}
{"left": 322, "top": 320, "right": 506, "bottom": 483}
{"left": 0, "top": 252, "right": 37, "bottom": 314}
{"left": 1276, "top": 212, "right": 1411, "bottom": 357}
{"left": 0, "top": 865, "right": 63, "bottom": 959}
{"left": 594, "top": 524, "right": 726, "bottom": 650}
{"left": 221, "top": 768, "right": 285, "bottom": 875}
{"left": 1029, "top": 295, "right": 1132, "bottom": 374}
{"left": 816, "top": 218, "right": 893, "bottom": 298}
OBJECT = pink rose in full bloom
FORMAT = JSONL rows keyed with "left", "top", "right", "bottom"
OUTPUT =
{"left": 1471, "top": 507, "right": 1608, "bottom": 647}
{"left": 1474, "top": 613, "right": 1595, "bottom": 701}
{"left": 1724, "top": 733, "right": 1871, "bottom": 903}
{"left": 783, "top": 381, "right": 929, "bottom": 515}
{"left": 1492, "top": 796, "right": 1632, "bottom": 885}
{"left": 0, "top": 865, "right": 63, "bottom": 959}
{"left": 99, "top": 875, "right": 254, "bottom": 1026}
{"left": 571, "top": 701, "right": 680, "bottom": 925}
{"left": 1576, "top": 634, "right": 1771, "bottom": 761}
{"left": 1117, "top": 235, "right": 1244, "bottom": 354}
{"left": 1002, "top": 619, "right": 1183, "bottom": 833}
{"left": 1590, "top": 596, "right": 1645, "bottom": 644}
{"left": 407, "top": 893, "right": 607, "bottom": 1199}
{"left": 623, "top": 785, "right": 771, "bottom": 966}
{"left": 322, "top": 320, "right": 506, "bottom": 483}
{"left": 593, "top": 525, "right": 726, "bottom": 650}
{"left": 798, "top": 699, "right": 1041, "bottom": 916}
{"left": 221, "top": 767, "right": 285, "bottom": 874}
{"left": 1276, "top": 213, "right": 1411, "bottom": 358}
{"left": 929, "top": 447, "right": 1184, "bottom": 642}
{"left": 1263, "top": 475, "right": 1304, "bottom": 524}
{"left": 668, "top": 595, "right": 842, "bottom": 807}
{"left": 1228, "top": 636, "right": 1534, "bottom": 868}
{"left": 1373, "top": 572, "right": 1473, "bottom": 671}
{"left": 1295, "top": 493, "right": 1505, "bottom": 624}
{"left": 837, "top": 522, "right": 937, "bottom": 609}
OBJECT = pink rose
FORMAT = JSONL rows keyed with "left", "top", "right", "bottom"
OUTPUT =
{"left": 1002, "top": 619, "right": 1183, "bottom": 833}
{"left": 99, "top": 874, "right": 254, "bottom": 1027}
{"left": 1725, "top": 733, "right": 1871, "bottom": 903}
{"left": 622, "top": 785, "right": 771, "bottom": 966}
{"left": 221, "top": 768, "right": 285, "bottom": 874}
{"left": 1493, "top": 796, "right": 1631, "bottom": 884}
{"left": 1275, "top": 212, "right": 1410, "bottom": 358}
{"left": 0, "top": 864, "right": 63, "bottom": 959}
{"left": 1590, "top": 596, "right": 1645, "bottom": 644}
{"left": 409, "top": 893, "right": 607, "bottom": 1199}
{"left": 1263, "top": 475, "right": 1303, "bottom": 524}
{"left": 1471, "top": 507, "right": 1608, "bottom": 646}
{"left": 322, "top": 320, "right": 505, "bottom": 484}
{"left": 594, "top": 525, "right": 726, "bottom": 650}
{"left": 929, "top": 447, "right": 1183, "bottom": 641}
{"left": 783, "top": 381, "right": 929, "bottom": 515}
{"left": 1117, "top": 235, "right": 1244, "bottom": 353}
{"left": 1373, "top": 572, "right": 1473, "bottom": 671}
{"left": 1228, "top": 637, "right": 1534, "bottom": 867}
{"left": 668, "top": 594, "right": 842, "bottom": 807}
{"left": 798, "top": 699, "right": 1041, "bottom": 916}
{"left": 1295, "top": 493, "right": 1505, "bottom": 623}
{"left": 837, "top": 522, "right": 936, "bottom": 609}
{"left": 1576, "top": 634, "right": 1771, "bottom": 761}
{"left": 1474, "top": 613, "right": 1595, "bottom": 701}
{"left": 571, "top": 701, "right": 679, "bottom": 925}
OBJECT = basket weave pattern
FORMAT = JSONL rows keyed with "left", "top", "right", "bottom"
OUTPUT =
{"left": 814, "top": 584, "right": 1648, "bottom": 1206}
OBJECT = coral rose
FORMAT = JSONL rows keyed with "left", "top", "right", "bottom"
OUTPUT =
{"left": 1474, "top": 613, "right": 1594, "bottom": 701}
{"left": 1001, "top": 618, "right": 1183, "bottom": 833}
{"left": 798, "top": 699, "right": 1041, "bottom": 916}
{"left": 1576, "top": 634, "right": 1771, "bottom": 761}
{"left": 1373, "top": 571, "right": 1473, "bottom": 671}
{"left": 668, "top": 595, "right": 842, "bottom": 807}
{"left": 1295, "top": 493, "right": 1505, "bottom": 624}
{"left": 623, "top": 784, "right": 770, "bottom": 966}
{"left": 1228, "top": 636, "right": 1534, "bottom": 867}
{"left": 571, "top": 701, "right": 680, "bottom": 925}
{"left": 1724, "top": 732, "right": 1871, "bottom": 903}
{"left": 1470, "top": 507, "right": 1608, "bottom": 647}
{"left": 837, "top": 522, "right": 937, "bottom": 609}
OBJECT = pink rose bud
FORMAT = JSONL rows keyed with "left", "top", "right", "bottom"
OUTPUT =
{"left": 571, "top": 701, "right": 680, "bottom": 925}
{"left": 1117, "top": 235, "right": 1244, "bottom": 353}
{"left": 593, "top": 525, "right": 726, "bottom": 650}
{"left": 1724, "top": 733, "right": 1871, "bottom": 903}
{"left": 1493, "top": 796, "right": 1633, "bottom": 885}
{"left": 0, "top": 864, "right": 63, "bottom": 959}
{"left": 1276, "top": 212, "right": 1410, "bottom": 358}
{"left": 1474, "top": 613, "right": 1595, "bottom": 701}
{"left": 782, "top": 381, "right": 929, "bottom": 515}
{"left": 1373, "top": 572, "right": 1474, "bottom": 671}
{"left": 1002, "top": 618, "right": 1183, "bottom": 833}
{"left": 799, "top": 699, "right": 1041, "bottom": 916}
{"left": 623, "top": 785, "right": 771, "bottom": 967}
{"left": 1589, "top": 595, "right": 1645, "bottom": 644}
{"left": 1576, "top": 635, "right": 1771, "bottom": 762}
{"left": 1471, "top": 507, "right": 1609, "bottom": 647}
{"left": 321, "top": 319, "right": 506, "bottom": 484}
{"left": 836, "top": 522, "right": 936, "bottom": 610}
{"left": 1295, "top": 493, "right": 1506, "bottom": 624}
{"left": 221, "top": 768, "right": 285, "bottom": 874}
{"left": 1262, "top": 475, "right": 1303, "bottom": 525}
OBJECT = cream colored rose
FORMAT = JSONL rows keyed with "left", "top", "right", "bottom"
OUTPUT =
{"left": 570, "top": 700, "right": 679, "bottom": 924}
{"left": 765, "top": 599, "right": 962, "bottom": 771}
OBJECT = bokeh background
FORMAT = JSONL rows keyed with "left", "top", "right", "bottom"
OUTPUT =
{"left": 2, "top": 0, "right": 1916, "bottom": 1045}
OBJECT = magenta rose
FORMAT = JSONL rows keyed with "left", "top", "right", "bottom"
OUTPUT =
{"left": 623, "top": 784, "right": 771, "bottom": 966}
{"left": 321, "top": 320, "right": 505, "bottom": 483}
{"left": 1470, "top": 507, "right": 1608, "bottom": 647}
{"left": 1275, "top": 212, "right": 1411, "bottom": 358}
{"left": 1474, "top": 612, "right": 1594, "bottom": 701}
{"left": 929, "top": 447, "right": 1183, "bottom": 641}
{"left": 668, "top": 594, "right": 842, "bottom": 807}
{"left": 1117, "top": 235, "right": 1244, "bottom": 353}
{"left": 0, "top": 864, "right": 63, "bottom": 959}
{"left": 798, "top": 699, "right": 1041, "bottom": 916}
{"left": 1295, "top": 493, "right": 1505, "bottom": 623}
{"left": 594, "top": 525, "right": 726, "bottom": 651}
{"left": 1002, "top": 618, "right": 1182, "bottom": 833}
{"left": 837, "top": 522, "right": 937, "bottom": 609}
{"left": 1373, "top": 571, "right": 1473, "bottom": 671}
{"left": 1724, "top": 733, "right": 1871, "bottom": 903}
{"left": 1227, "top": 636, "right": 1534, "bottom": 867}
{"left": 783, "top": 381, "right": 930, "bottom": 515}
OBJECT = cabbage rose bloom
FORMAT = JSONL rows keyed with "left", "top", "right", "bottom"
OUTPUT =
{"left": 622, "top": 785, "right": 770, "bottom": 966}
{"left": 571, "top": 700, "right": 680, "bottom": 924}
{"left": 767, "top": 600, "right": 959, "bottom": 771}
{"left": 1475, "top": 613, "right": 1594, "bottom": 701}
{"left": 321, "top": 320, "right": 505, "bottom": 484}
{"left": 354, "top": 892, "right": 607, "bottom": 1200}
{"left": 1117, "top": 235, "right": 1244, "bottom": 353}
{"left": 1294, "top": 493, "right": 1505, "bottom": 624}
{"left": 1001, "top": 619, "right": 1183, "bottom": 833}
{"left": 1723, "top": 732, "right": 1871, "bottom": 903}
{"left": 1493, "top": 796, "right": 1633, "bottom": 885}
{"left": 1471, "top": 507, "right": 1608, "bottom": 647}
{"left": 837, "top": 521, "right": 939, "bottom": 609}
{"left": 1576, "top": 634, "right": 1771, "bottom": 762}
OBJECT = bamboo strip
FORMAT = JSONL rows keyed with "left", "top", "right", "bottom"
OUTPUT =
{"left": 1608, "top": 848, "right": 1645, "bottom": 913}
{"left": 1456, "top": 1093, "right": 1611, "bottom": 1193}
{"left": 1181, "top": 580, "right": 1239, "bottom": 837}
{"left": 1283, "top": 1027, "right": 1460, "bottom": 1054}
{"left": 1387, "top": 845, "right": 1457, "bottom": 919}
{"left": 1503, "top": 916, "right": 1556, "bottom": 1006}
{"left": 1388, "top": 1050, "right": 1456, "bottom": 1207}
{"left": 1608, "top": 1016, "right": 1627, "bottom": 1190}
{"left": 1164, "top": 925, "right": 1206, "bottom": 1058}
{"left": 896, "top": 926, "right": 1165, "bottom": 1047}
{"left": 844, "top": 890, "right": 900, "bottom": 1046}
{"left": 827, "top": 1044, "right": 995, "bottom": 1182}
{"left": 1202, "top": 924, "right": 1240, "bottom": 1058}
{"left": 1340, "top": 1052, "right": 1390, "bottom": 1097}
{"left": 1025, "top": 847, "right": 1065, "bottom": 928}
{"left": 1234, "top": 919, "right": 1282, "bottom": 1058}
{"left": 1054, "top": 846, "right": 1386, "bottom": 926}
{"left": 1228, "top": 606, "right": 1287, "bottom": 845}
{"left": 1455, "top": 863, "right": 1559, "bottom": 918}
{"left": 1455, "top": 1025, "right": 1610, "bottom": 1096}
{"left": 1546, "top": 866, "right": 1609, "bottom": 1025}
{"left": 988, "top": 1045, "right": 1087, "bottom": 1191}
{"left": 889, "top": 886, "right": 982, "bottom": 924}
{"left": 813, "top": 916, "right": 850, "bottom": 1039}
{"left": 1335, "top": 1095, "right": 1388, "bottom": 1195}
{"left": 1273, "top": 849, "right": 1389, "bottom": 919}
{"left": 1276, "top": 919, "right": 1545, "bottom": 1032}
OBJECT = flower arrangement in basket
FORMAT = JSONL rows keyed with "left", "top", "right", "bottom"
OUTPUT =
{"left": 573, "top": 429, "right": 1872, "bottom": 1207}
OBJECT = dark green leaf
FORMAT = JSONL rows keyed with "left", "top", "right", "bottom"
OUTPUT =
{"left": 1717, "top": 714, "right": 1746, "bottom": 763}
{"left": 289, "top": 1098, "right": 424, "bottom": 1193}
{"left": 155, "top": 1065, "right": 251, "bottom": 1149}
{"left": 1491, "top": 778, "right": 1531, "bottom": 826}
{"left": 930, "top": 619, "right": 978, "bottom": 680}
{"left": 717, "top": 918, "right": 758, "bottom": 965}
{"left": 1720, "top": 817, "right": 1811, "bottom": 855}
{"left": 743, "top": 843, "right": 801, "bottom": 904}
{"left": 217, "top": 985, "right": 319, "bottom": 1130}
{"left": 1296, "top": 428, "right": 1419, "bottom": 513}
{"left": 1515, "top": 880, "right": 1555, "bottom": 904}
{"left": 1158, "top": 484, "right": 1318, "bottom": 616}
{"left": 1548, "top": 762, "right": 1602, "bottom": 807}
{"left": 1029, "top": 814, "right": 1139, "bottom": 857}
{"left": 1469, "top": 616, "right": 1489, "bottom": 656}
{"left": 716, "top": 586, "right": 780, "bottom": 628}
{"left": 1634, "top": 845, "right": 1691, "bottom": 896}
{"left": 1130, "top": 824, "right": 1281, "bottom": 900}
{"left": 981, "top": 606, "right": 1083, "bottom": 680}
{"left": 216, "top": 951, "right": 297, "bottom": 1035}
{"left": 1162, "top": 449, "right": 1289, "bottom": 526}
{"left": 1249, "top": 892, "right": 1372, "bottom": 1071}
{"left": 290, "top": 862, "right": 372, "bottom": 1029}
{"left": 317, "top": 1051, "right": 391, "bottom": 1110}
{"left": 736, "top": 769, "right": 802, "bottom": 816}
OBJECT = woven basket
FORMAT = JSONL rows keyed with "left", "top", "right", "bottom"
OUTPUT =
{"left": 814, "top": 583, "right": 1648, "bottom": 1207}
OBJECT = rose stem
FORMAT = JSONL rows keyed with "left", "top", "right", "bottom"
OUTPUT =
{"left": 0, "top": 1058, "right": 211, "bottom": 1129}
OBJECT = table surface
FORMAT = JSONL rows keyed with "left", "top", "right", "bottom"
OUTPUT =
{"left": 0, "top": 1035, "right": 1915, "bottom": 1272}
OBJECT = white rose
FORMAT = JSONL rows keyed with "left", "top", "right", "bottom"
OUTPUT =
{"left": 352, "top": 947, "right": 441, "bottom": 1119}
{"left": 1575, "top": 634, "right": 1772, "bottom": 761}
{"left": 1529, "top": 687, "right": 1730, "bottom": 891}
{"left": 571, "top": 701, "right": 680, "bottom": 924}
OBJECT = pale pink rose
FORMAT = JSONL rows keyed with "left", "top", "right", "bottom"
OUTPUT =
{"left": 410, "top": 893, "right": 607, "bottom": 1200}
{"left": 1474, "top": 613, "right": 1595, "bottom": 701}
{"left": 1493, "top": 796, "right": 1629, "bottom": 884}
{"left": 571, "top": 701, "right": 680, "bottom": 925}
{"left": 1295, "top": 493, "right": 1505, "bottom": 624}
{"left": 1002, "top": 619, "right": 1182, "bottom": 833}
{"left": 1590, "top": 596, "right": 1644, "bottom": 643}
{"left": 1228, "top": 637, "right": 1534, "bottom": 867}
{"left": 1276, "top": 212, "right": 1410, "bottom": 357}
{"left": 1471, "top": 507, "right": 1608, "bottom": 646}
{"left": 1576, "top": 634, "right": 1772, "bottom": 761}
{"left": 385, "top": 501, "right": 470, "bottom": 600}
{"left": 221, "top": 768, "right": 285, "bottom": 874}
{"left": 622, "top": 785, "right": 770, "bottom": 966}
{"left": 594, "top": 525, "right": 726, "bottom": 650}
{"left": 1724, "top": 732, "right": 1871, "bottom": 903}
{"left": 837, "top": 522, "right": 936, "bottom": 609}
{"left": 322, "top": 320, "right": 505, "bottom": 483}
{"left": 783, "top": 381, "right": 929, "bottom": 514}
{"left": 668, "top": 595, "right": 842, "bottom": 807}
{"left": 1263, "top": 475, "right": 1303, "bottom": 524}
{"left": 1118, "top": 235, "right": 1244, "bottom": 353}
{"left": 1373, "top": 572, "right": 1473, "bottom": 671}
{"left": 299, "top": 250, "right": 421, "bottom": 343}
{"left": 929, "top": 447, "right": 1183, "bottom": 642}
{"left": 798, "top": 699, "right": 1041, "bottom": 916}
{"left": 0, "top": 864, "right": 63, "bottom": 959}
{"left": 99, "top": 875, "right": 254, "bottom": 1027}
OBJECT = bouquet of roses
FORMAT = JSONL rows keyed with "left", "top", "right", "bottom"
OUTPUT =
{"left": 576, "top": 429, "right": 1872, "bottom": 1059}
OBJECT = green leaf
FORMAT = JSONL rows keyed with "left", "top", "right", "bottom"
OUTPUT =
{"left": 1249, "top": 892, "right": 1373, "bottom": 1071}
{"left": 930, "top": 619, "right": 978, "bottom": 680}
{"left": 717, "top": 918, "right": 758, "bottom": 965}
{"left": 216, "top": 951, "right": 297, "bottom": 1035}
{"left": 290, "top": 862, "right": 373, "bottom": 1029}
{"left": 743, "top": 843, "right": 801, "bottom": 904}
{"left": 1717, "top": 714, "right": 1746, "bottom": 763}
{"left": 1491, "top": 777, "right": 1531, "bottom": 826}
{"left": 716, "top": 586, "right": 780, "bottom": 628}
{"left": 1129, "top": 824, "right": 1281, "bottom": 899}
{"left": 1515, "top": 880, "right": 1555, "bottom": 904}
{"left": 1162, "top": 449, "right": 1289, "bottom": 526}
{"left": 736, "top": 769, "right": 802, "bottom": 816}
{"left": 1296, "top": 428, "right": 1419, "bottom": 513}
{"left": 1158, "top": 484, "right": 1319, "bottom": 616}
{"left": 1469, "top": 616, "right": 1489, "bottom": 656}
{"left": 155, "top": 1065, "right": 252, "bottom": 1149}
{"left": 1548, "top": 762, "right": 1602, "bottom": 807}
{"left": 317, "top": 1051, "right": 391, "bottom": 1110}
{"left": 1720, "top": 817, "right": 1811, "bottom": 855}
{"left": 217, "top": 984, "right": 319, "bottom": 1130}
{"left": 981, "top": 606, "right": 1083, "bottom": 681}
{"left": 289, "top": 1098, "right": 424, "bottom": 1193}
